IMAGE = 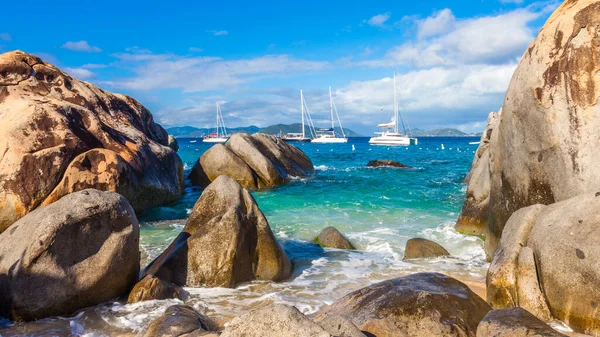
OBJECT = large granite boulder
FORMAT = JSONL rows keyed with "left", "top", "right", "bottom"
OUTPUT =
{"left": 190, "top": 133, "right": 313, "bottom": 189}
{"left": 220, "top": 304, "right": 331, "bottom": 337}
{"left": 456, "top": 111, "right": 500, "bottom": 236}
{"left": 0, "top": 189, "right": 140, "bottom": 321}
{"left": 142, "top": 175, "right": 292, "bottom": 288}
{"left": 313, "top": 273, "right": 491, "bottom": 337}
{"left": 487, "top": 193, "right": 600, "bottom": 334}
{"left": 314, "top": 227, "right": 355, "bottom": 250}
{"left": 481, "top": 0, "right": 600, "bottom": 255}
{"left": 127, "top": 274, "right": 183, "bottom": 304}
{"left": 403, "top": 238, "right": 450, "bottom": 260}
{"left": 144, "top": 305, "right": 210, "bottom": 337}
{"left": 476, "top": 308, "right": 567, "bottom": 337}
{"left": 0, "top": 51, "right": 184, "bottom": 233}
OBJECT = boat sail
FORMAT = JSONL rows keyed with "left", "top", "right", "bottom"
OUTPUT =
{"left": 283, "top": 90, "right": 315, "bottom": 142}
{"left": 311, "top": 87, "right": 348, "bottom": 144}
{"left": 203, "top": 102, "right": 229, "bottom": 143}
{"left": 369, "top": 73, "right": 417, "bottom": 146}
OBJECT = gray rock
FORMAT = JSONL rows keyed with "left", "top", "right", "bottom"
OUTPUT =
{"left": 366, "top": 160, "right": 411, "bottom": 168}
{"left": 144, "top": 305, "right": 210, "bottom": 337}
{"left": 313, "top": 273, "right": 491, "bottom": 337}
{"left": 314, "top": 227, "right": 355, "bottom": 250}
{"left": 220, "top": 304, "right": 330, "bottom": 337}
{"left": 143, "top": 176, "right": 292, "bottom": 288}
{"left": 0, "top": 189, "right": 140, "bottom": 321}
{"left": 476, "top": 307, "right": 567, "bottom": 337}
{"left": 317, "top": 315, "right": 366, "bottom": 337}
{"left": 403, "top": 238, "right": 450, "bottom": 260}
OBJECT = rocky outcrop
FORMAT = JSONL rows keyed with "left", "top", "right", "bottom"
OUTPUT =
{"left": 127, "top": 275, "right": 183, "bottom": 304}
{"left": 0, "top": 189, "right": 140, "bottom": 321}
{"left": 0, "top": 51, "right": 184, "bottom": 233}
{"left": 168, "top": 135, "right": 179, "bottom": 152}
{"left": 403, "top": 238, "right": 450, "bottom": 260}
{"left": 313, "top": 273, "right": 491, "bottom": 337}
{"left": 481, "top": 0, "right": 600, "bottom": 255}
{"left": 317, "top": 316, "right": 367, "bottom": 337}
{"left": 487, "top": 193, "right": 600, "bottom": 334}
{"left": 144, "top": 305, "right": 210, "bottom": 337}
{"left": 190, "top": 133, "right": 313, "bottom": 189}
{"left": 220, "top": 304, "right": 331, "bottom": 337}
{"left": 314, "top": 227, "right": 355, "bottom": 250}
{"left": 476, "top": 308, "right": 567, "bottom": 337}
{"left": 142, "top": 175, "right": 292, "bottom": 288}
{"left": 456, "top": 111, "right": 500, "bottom": 236}
{"left": 366, "top": 160, "right": 411, "bottom": 168}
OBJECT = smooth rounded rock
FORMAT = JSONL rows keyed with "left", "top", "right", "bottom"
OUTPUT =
{"left": 476, "top": 307, "right": 567, "bottom": 337}
{"left": 144, "top": 305, "right": 210, "bottom": 337}
{"left": 314, "top": 227, "right": 355, "bottom": 250}
{"left": 127, "top": 275, "right": 184, "bottom": 304}
{"left": 366, "top": 160, "right": 411, "bottom": 168}
{"left": 403, "top": 238, "right": 450, "bottom": 260}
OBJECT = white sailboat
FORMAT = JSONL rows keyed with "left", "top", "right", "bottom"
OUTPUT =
{"left": 283, "top": 90, "right": 314, "bottom": 142}
{"left": 311, "top": 87, "right": 348, "bottom": 144}
{"left": 203, "top": 102, "right": 229, "bottom": 143}
{"left": 369, "top": 74, "right": 417, "bottom": 146}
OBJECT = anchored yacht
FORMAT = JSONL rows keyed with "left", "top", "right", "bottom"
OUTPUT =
{"left": 203, "top": 102, "right": 229, "bottom": 143}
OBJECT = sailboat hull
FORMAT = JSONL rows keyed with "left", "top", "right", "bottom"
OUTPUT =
{"left": 203, "top": 137, "right": 229, "bottom": 143}
{"left": 283, "top": 137, "right": 312, "bottom": 142}
{"left": 369, "top": 135, "right": 417, "bottom": 146}
{"left": 311, "top": 137, "right": 348, "bottom": 144}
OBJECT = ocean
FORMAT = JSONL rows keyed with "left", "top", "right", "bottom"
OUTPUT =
{"left": 1, "top": 136, "right": 488, "bottom": 336}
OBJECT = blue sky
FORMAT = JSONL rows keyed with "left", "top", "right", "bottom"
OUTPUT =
{"left": 0, "top": 0, "right": 558, "bottom": 134}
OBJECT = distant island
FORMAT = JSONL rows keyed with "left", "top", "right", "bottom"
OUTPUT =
{"left": 166, "top": 124, "right": 481, "bottom": 138}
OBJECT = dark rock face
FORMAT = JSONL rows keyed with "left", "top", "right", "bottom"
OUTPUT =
{"left": 190, "top": 133, "right": 314, "bottom": 189}
{"left": 142, "top": 175, "right": 292, "bottom": 288}
{"left": 143, "top": 305, "right": 210, "bottom": 337}
{"left": 168, "top": 135, "right": 179, "bottom": 152}
{"left": 403, "top": 238, "right": 450, "bottom": 260}
{"left": 366, "top": 160, "right": 411, "bottom": 168}
{"left": 313, "top": 273, "right": 491, "bottom": 337}
{"left": 476, "top": 308, "right": 567, "bottom": 337}
{"left": 0, "top": 189, "right": 140, "bottom": 321}
{"left": 314, "top": 227, "right": 355, "bottom": 250}
{"left": 0, "top": 50, "right": 184, "bottom": 234}
{"left": 127, "top": 275, "right": 183, "bottom": 303}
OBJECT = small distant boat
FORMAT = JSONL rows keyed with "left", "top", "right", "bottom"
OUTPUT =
{"left": 190, "top": 140, "right": 197, "bottom": 143}
{"left": 283, "top": 90, "right": 313, "bottom": 142}
{"left": 312, "top": 87, "right": 348, "bottom": 144}
{"left": 369, "top": 73, "right": 417, "bottom": 146}
{"left": 203, "top": 102, "right": 229, "bottom": 143}
{"left": 469, "top": 141, "right": 480, "bottom": 145}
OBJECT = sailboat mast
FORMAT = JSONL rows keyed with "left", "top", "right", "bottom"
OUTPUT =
{"left": 329, "top": 86, "right": 334, "bottom": 131}
{"left": 393, "top": 73, "right": 398, "bottom": 134}
{"left": 301, "top": 90, "right": 305, "bottom": 138}
{"left": 216, "top": 102, "right": 220, "bottom": 138}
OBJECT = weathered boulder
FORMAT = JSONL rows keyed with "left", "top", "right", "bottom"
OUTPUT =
{"left": 220, "top": 304, "right": 331, "bottom": 337}
{"left": 127, "top": 274, "right": 183, "bottom": 304}
{"left": 487, "top": 193, "right": 600, "bottom": 334}
{"left": 144, "top": 305, "right": 210, "bottom": 337}
{"left": 313, "top": 273, "right": 491, "bottom": 337}
{"left": 314, "top": 227, "right": 355, "bottom": 250}
{"left": 190, "top": 133, "right": 313, "bottom": 188}
{"left": 143, "top": 175, "right": 292, "bottom": 288}
{"left": 317, "top": 315, "right": 366, "bottom": 337}
{"left": 0, "top": 189, "right": 140, "bottom": 321}
{"left": 456, "top": 111, "right": 500, "bottom": 235}
{"left": 168, "top": 135, "right": 179, "bottom": 152}
{"left": 483, "top": 0, "right": 600, "bottom": 256}
{"left": 0, "top": 51, "right": 184, "bottom": 233}
{"left": 476, "top": 308, "right": 567, "bottom": 337}
{"left": 366, "top": 160, "right": 411, "bottom": 168}
{"left": 403, "top": 238, "right": 450, "bottom": 260}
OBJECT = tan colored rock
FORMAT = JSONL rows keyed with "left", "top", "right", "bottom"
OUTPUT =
{"left": 0, "top": 51, "right": 184, "bottom": 233}
{"left": 403, "top": 238, "right": 450, "bottom": 260}
{"left": 220, "top": 304, "right": 331, "bottom": 337}
{"left": 190, "top": 133, "right": 313, "bottom": 188}
{"left": 127, "top": 275, "right": 183, "bottom": 304}
{"left": 317, "top": 315, "right": 366, "bottom": 337}
{"left": 313, "top": 273, "right": 491, "bottom": 337}
{"left": 314, "top": 227, "right": 355, "bottom": 250}
{"left": 0, "top": 189, "right": 140, "bottom": 321}
{"left": 476, "top": 308, "right": 567, "bottom": 337}
{"left": 143, "top": 305, "right": 210, "bottom": 337}
{"left": 485, "top": 0, "right": 600, "bottom": 255}
{"left": 456, "top": 111, "right": 500, "bottom": 235}
{"left": 143, "top": 175, "right": 292, "bottom": 288}
{"left": 516, "top": 247, "right": 551, "bottom": 321}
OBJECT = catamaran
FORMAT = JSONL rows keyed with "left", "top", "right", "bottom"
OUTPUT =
{"left": 311, "top": 87, "right": 348, "bottom": 144}
{"left": 369, "top": 74, "right": 418, "bottom": 146}
{"left": 203, "top": 102, "right": 229, "bottom": 143}
{"left": 283, "top": 90, "right": 315, "bottom": 142}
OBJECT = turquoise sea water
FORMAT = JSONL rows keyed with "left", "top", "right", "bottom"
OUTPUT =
{"left": 1, "top": 136, "right": 488, "bottom": 336}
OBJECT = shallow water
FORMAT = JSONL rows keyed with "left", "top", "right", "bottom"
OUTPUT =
{"left": 1, "top": 137, "right": 488, "bottom": 336}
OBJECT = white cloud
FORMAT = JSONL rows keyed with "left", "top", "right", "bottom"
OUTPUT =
{"left": 61, "top": 41, "right": 102, "bottom": 53}
{"left": 208, "top": 30, "right": 228, "bottom": 36}
{"left": 417, "top": 9, "right": 455, "bottom": 38}
{"left": 367, "top": 13, "right": 391, "bottom": 27}
{"left": 0, "top": 33, "right": 11, "bottom": 41}
{"left": 64, "top": 67, "right": 95, "bottom": 80}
